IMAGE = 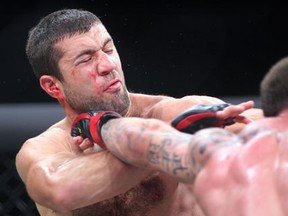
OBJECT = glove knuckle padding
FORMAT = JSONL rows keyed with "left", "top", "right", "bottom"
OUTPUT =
{"left": 171, "top": 103, "right": 231, "bottom": 134}
{"left": 71, "top": 113, "right": 93, "bottom": 139}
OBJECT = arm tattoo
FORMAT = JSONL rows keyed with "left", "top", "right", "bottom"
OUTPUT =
{"left": 147, "top": 133, "right": 190, "bottom": 177}
{"left": 101, "top": 118, "right": 243, "bottom": 182}
{"left": 145, "top": 128, "right": 244, "bottom": 181}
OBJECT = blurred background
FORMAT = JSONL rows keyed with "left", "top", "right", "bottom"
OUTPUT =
{"left": 1, "top": 0, "right": 288, "bottom": 215}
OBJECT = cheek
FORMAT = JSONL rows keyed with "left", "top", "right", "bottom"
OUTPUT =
{"left": 71, "top": 68, "right": 79, "bottom": 79}
{"left": 88, "top": 71, "right": 96, "bottom": 81}
{"left": 69, "top": 66, "right": 101, "bottom": 92}
{"left": 72, "top": 65, "right": 97, "bottom": 81}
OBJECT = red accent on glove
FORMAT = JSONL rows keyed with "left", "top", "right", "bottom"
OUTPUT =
{"left": 90, "top": 112, "right": 107, "bottom": 149}
{"left": 71, "top": 113, "right": 92, "bottom": 129}
{"left": 175, "top": 112, "right": 215, "bottom": 131}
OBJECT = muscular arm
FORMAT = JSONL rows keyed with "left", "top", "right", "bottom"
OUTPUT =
{"left": 15, "top": 127, "right": 150, "bottom": 212}
{"left": 142, "top": 95, "right": 225, "bottom": 122}
{"left": 101, "top": 117, "right": 243, "bottom": 183}
{"left": 131, "top": 93, "right": 263, "bottom": 133}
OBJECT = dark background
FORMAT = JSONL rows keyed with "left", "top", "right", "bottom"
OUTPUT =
{"left": 1, "top": 0, "right": 288, "bottom": 103}
{"left": 1, "top": 1, "right": 288, "bottom": 215}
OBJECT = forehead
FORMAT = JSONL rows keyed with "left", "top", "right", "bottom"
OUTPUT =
{"left": 56, "top": 23, "right": 111, "bottom": 54}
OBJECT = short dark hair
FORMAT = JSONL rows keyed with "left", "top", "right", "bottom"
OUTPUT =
{"left": 26, "top": 9, "right": 101, "bottom": 81}
{"left": 260, "top": 57, "right": 288, "bottom": 116}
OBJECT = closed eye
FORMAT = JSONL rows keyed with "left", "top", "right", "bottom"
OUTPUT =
{"left": 75, "top": 55, "right": 93, "bottom": 66}
{"left": 74, "top": 49, "right": 95, "bottom": 65}
{"left": 81, "top": 56, "right": 92, "bottom": 63}
{"left": 104, "top": 48, "right": 113, "bottom": 54}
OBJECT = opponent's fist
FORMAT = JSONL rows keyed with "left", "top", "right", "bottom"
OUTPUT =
{"left": 71, "top": 111, "right": 121, "bottom": 148}
{"left": 171, "top": 103, "right": 235, "bottom": 134}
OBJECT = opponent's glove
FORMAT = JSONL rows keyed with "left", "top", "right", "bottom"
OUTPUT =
{"left": 171, "top": 103, "right": 235, "bottom": 134}
{"left": 71, "top": 110, "right": 121, "bottom": 149}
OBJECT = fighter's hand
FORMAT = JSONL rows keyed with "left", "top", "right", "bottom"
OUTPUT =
{"left": 171, "top": 101, "right": 254, "bottom": 134}
{"left": 71, "top": 136, "right": 95, "bottom": 154}
{"left": 215, "top": 100, "right": 254, "bottom": 124}
{"left": 71, "top": 110, "right": 121, "bottom": 149}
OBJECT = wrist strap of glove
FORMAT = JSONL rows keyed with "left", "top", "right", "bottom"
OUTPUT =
{"left": 90, "top": 111, "right": 121, "bottom": 149}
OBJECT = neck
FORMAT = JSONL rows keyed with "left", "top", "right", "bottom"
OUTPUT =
{"left": 58, "top": 94, "right": 134, "bottom": 125}
{"left": 58, "top": 99, "right": 77, "bottom": 125}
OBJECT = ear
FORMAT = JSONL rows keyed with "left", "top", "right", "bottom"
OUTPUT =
{"left": 39, "top": 75, "right": 64, "bottom": 99}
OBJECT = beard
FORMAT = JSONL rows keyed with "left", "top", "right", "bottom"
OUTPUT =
{"left": 63, "top": 85, "right": 130, "bottom": 116}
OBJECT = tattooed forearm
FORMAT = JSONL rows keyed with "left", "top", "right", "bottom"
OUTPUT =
{"left": 101, "top": 118, "right": 150, "bottom": 167}
{"left": 102, "top": 118, "right": 196, "bottom": 180}
{"left": 101, "top": 118, "right": 243, "bottom": 182}
{"left": 146, "top": 128, "right": 244, "bottom": 181}
{"left": 147, "top": 133, "right": 192, "bottom": 179}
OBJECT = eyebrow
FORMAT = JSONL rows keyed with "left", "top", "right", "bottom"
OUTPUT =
{"left": 74, "top": 37, "right": 113, "bottom": 61}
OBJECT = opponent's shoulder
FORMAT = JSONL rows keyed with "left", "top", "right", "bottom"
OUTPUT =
{"left": 231, "top": 123, "right": 282, "bottom": 169}
{"left": 238, "top": 122, "right": 275, "bottom": 142}
{"left": 194, "top": 125, "right": 274, "bottom": 189}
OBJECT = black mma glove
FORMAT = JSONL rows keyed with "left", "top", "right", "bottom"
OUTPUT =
{"left": 171, "top": 103, "right": 235, "bottom": 134}
{"left": 71, "top": 110, "right": 121, "bottom": 149}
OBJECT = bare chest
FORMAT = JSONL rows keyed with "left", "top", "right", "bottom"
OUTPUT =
{"left": 72, "top": 175, "right": 169, "bottom": 216}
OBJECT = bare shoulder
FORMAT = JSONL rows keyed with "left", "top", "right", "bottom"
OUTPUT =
{"left": 18, "top": 123, "right": 71, "bottom": 157}
{"left": 47, "top": 116, "right": 70, "bottom": 131}
{"left": 15, "top": 118, "right": 72, "bottom": 181}
{"left": 238, "top": 123, "right": 276, "bottom": 144}
{"left": 236, "top": 123, "right": 286, "bottom": 165}
{"left": 144, "top": 95, "right": 224, "bottom": 122}
{"left": 194, "top": 124, "right": 288, "bottom": 216}
{"left": 20, "top": 117, "right": 70, "bottom": 153}
{"left": 128, "top": 92, "right": 171, "bottom": 117}
{"left": 193, "top": 125, "right": 267, "bottom": 191}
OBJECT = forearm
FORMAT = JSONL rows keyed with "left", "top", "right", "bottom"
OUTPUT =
{"left": 101, "top": 118, "right": 243, "bottom": 183}
{"left": 101, "top": 118, "right": 201, "bottom": 182}
{"left": 26, "top": 149, "right": 148, "bottom": 212}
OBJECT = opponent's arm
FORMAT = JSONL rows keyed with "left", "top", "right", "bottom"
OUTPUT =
{"left": 139, "top": 94, "right": 263, "bottom": 133}
{"left": 142, "top": 95, "right": 226, "bottom": 122}
{"left": 71, "top": 109, "right": 243, "bottom": 182}
{"left": 15, "top": 127, "right": 150, "bottom": 213}
{"left": 74, "top": 101, "right": 256, "bottom": 153}
{"left": 101, "top": 117, "right": 243, "bottom": 183}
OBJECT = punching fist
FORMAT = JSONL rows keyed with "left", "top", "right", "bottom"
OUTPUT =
{"left": 171, "top": 103, "right": 235, "bottom": 134}
{"left": 71, "top": 111, "right": 121, "bottom": 149}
